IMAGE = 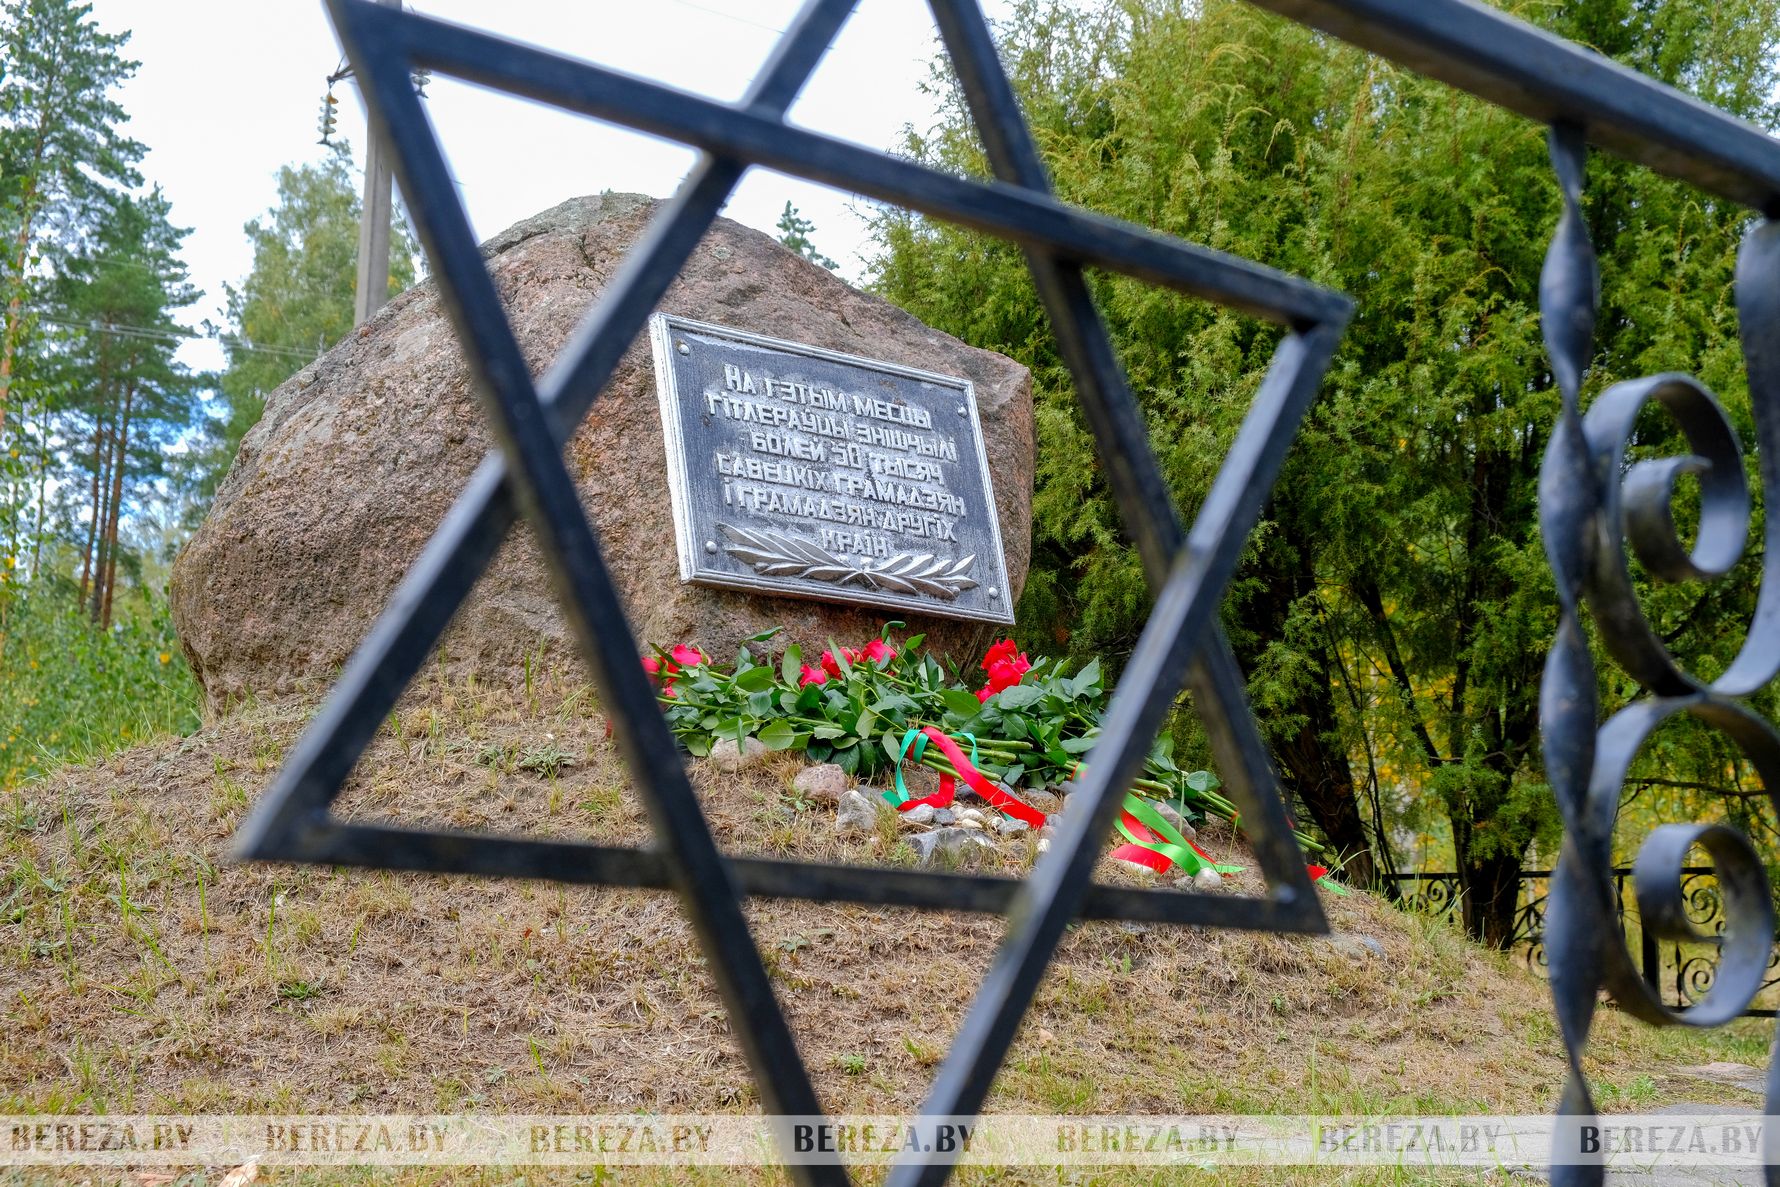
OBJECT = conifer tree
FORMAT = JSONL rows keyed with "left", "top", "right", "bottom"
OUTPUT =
{"left": 776, "top": 201, "right": 836, "bottom": 269}
{"left": 871, "top": 0, "right": 1778, "bottom": 943}
{"left": 195, "top": 144, "right": 416, "bottom": 497}
{"left": 0, "top": 0, "right": 144, "bottom": 438}
{"left": 50, "top": 187, "right": 199, "bottom": 626}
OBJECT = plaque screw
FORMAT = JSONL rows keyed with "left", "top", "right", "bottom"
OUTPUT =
{"left": 988, "top": 587, "right": 1000, "bottom": 598}
{"left": 704, "top": 540, "right": 718, "bottom": 554}
{"left": 677, "top": 341, "right": 690, "bottom": 355}
{"left": 956, "top": 405, "right": 966, "bottom": 416}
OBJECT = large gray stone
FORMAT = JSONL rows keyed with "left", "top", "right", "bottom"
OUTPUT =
{"left": 172, "top": 193, "right": 1034, "bottom": 707}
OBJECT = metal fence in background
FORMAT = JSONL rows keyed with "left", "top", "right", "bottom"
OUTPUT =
{"left": 1385, "top": 870, "right": 1780, "bottom": 1019}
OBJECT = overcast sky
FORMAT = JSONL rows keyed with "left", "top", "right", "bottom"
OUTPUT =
{"left": 85, "top": 0, "right": 1008, "bottom": 374}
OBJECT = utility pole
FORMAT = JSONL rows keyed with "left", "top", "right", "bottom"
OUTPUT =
{"left": 352, "top": 0, "right": 401, "bottom": 326}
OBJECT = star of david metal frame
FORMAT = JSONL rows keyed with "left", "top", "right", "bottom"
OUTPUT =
{"left": 237, "top": 0, "right": 1341, "bottom": 1181}
{"left": 235, "top": 0, "right": 1780, "bottom": 1183}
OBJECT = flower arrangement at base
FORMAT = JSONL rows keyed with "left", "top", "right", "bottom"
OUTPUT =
{"left": 643, "top": 623, "right": 1334, "bottom": 884}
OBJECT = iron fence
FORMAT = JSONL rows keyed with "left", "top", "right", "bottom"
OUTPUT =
{"left": 1386, "top": 870, "right": 1780, "bottom": 1018}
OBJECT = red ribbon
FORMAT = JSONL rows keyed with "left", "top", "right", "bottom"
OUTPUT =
{"left": 898, "top": 727, "right": 1048, "bottom": 829}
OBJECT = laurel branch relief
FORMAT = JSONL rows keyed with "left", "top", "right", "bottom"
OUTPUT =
{"left": 716, "top": 522, "right": 979, "bottom": 600}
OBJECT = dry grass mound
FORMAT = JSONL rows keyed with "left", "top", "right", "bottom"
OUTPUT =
{"left": 0, "top": 672, "right": 1763, "bottom": 1131}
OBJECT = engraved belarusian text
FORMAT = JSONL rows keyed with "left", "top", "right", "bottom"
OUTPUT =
{"left": 650, "top": 314, "right": 1012, "bottom": 622}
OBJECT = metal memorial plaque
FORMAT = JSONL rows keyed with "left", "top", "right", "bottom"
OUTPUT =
{"left": 648, "top": 313, "right": 1015, "bottom": 623}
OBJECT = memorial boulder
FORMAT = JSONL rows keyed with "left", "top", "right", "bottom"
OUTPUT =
{"left": 171, "top": 193, "right": 1034, "bottom": 706}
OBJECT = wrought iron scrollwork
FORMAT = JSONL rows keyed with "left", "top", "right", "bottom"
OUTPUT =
{"left": 1201, "top": 4, "right": 1780, "bottom": 1165}
{"left": 1396, "top": 872, "right": 1461, "bottom": 917}
{"left": 1667, "top": 871, "right": 1780, "bottom": 1012}
{"left": 1536, "top": 124, "right": 1780, "bottom": 1183}
{"left": 1512, "top": 873, "right": 1551, "bottom": 973}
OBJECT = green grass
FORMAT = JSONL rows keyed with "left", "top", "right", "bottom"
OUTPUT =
{"left": 0, "top": 578, "right": 200, "bottom": 791}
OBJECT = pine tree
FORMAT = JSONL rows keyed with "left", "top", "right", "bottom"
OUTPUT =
{"left": 0, "top": 0, "right": 145, "bottom": 440}
{"left": 193, "top": 143, "right": 416, "bottom": 499}
{"left": 776, "top": 201, "right": 836, "bottom": 270}
{"left": 50, "top": 188, "right": 199, "bottom": 626}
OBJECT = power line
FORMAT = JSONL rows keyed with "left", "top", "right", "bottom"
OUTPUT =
{"left": 657, "top": 0, "right": 791, "bottom": 34}
{"left": 27, "top": 313, "right": 319, "bottom": 363}
{"left": 54, "top": 255, "right": 192, "bottom": 280}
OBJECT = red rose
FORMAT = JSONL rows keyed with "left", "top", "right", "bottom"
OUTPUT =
{"left": 670, "top": 644, "right": 707, "bottom": 668}
{"left": 1307, "top": 864, "right": 1328, "bottom": 881}
{"left": 642, "top": 653, "right": 680, "bottom": 695}
{"left": 820, "top": 647, "right": 864, "bottom": 678}
{"left": 997, "top": 654, "right": 1032, "bottom": 684}
{"left": 798, "top": 663, "right": 828, "bottom": 687}
{"left": 980, "top": 638, "right": 1019, "bottom": 671}
{"left": 862, "top": 639, "right": 897, "bottom": 665}
{"left": 977, "top": 649, "right": 1031, "bottom": 701}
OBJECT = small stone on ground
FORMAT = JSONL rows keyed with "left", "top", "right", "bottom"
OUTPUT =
{"left": 834, "top": 789, "right": 879, "bottom": 834}
{"left": 909, "top": 827, "right": 998, "bottom": 867}
{"left": 792, "top": 763, "right": 848, "bottom": 803}
{"left": 711, "top": 736, "right": 768, "bottom": 771}
{"left": 1324, "top": 932, "right": 1387, "bottom": 960}
{"left": 1152, "top": 799, "right": 1195, "bottom": 838}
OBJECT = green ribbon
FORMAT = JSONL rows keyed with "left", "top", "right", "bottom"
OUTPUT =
{"left": 886, "top": 727, "right": 977, "bottom": 806}
{"left": 1116, "top": 793, "right": 1245, "bottom": 876}
{"left": 886, "top": 728, "right": 928, "bottom": 805}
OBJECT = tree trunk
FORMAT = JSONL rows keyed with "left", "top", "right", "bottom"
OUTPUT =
{"left": 1456, "top": 849, "right": 1526, "bottom": 949}
{"left": 88, "top": 397, "right": 121, "bottom": 623}
{"left": 0, "top": 200, "right": 38, "bottom": 440}
{"left": 30, "top": 397, "right": 50, "bottom": 572}
{"left": 98, "top": 379, "right": 134, "bottom": 629}
{"left": 78, "top": 425, "right": 103, "bottom": 604}
{"left": 1273, "top": 651, "right": 1379, "bottom": 887}
{"left": 1232, "top": 511, "right": 1380, "bottom": 885}
{"left": 78, "top": 348, "right": 115, "bottom": 603}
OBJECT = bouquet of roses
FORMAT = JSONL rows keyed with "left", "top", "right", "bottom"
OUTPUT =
{"left": 644, "top": 624, "right": 1332, "bottom": 882}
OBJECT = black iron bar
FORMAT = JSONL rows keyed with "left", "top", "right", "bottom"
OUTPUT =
{"left": 308, "top": 4, "right": 866, "bottom": 1181}
{"left": 884, "top": 9, "right": 1340, "bottom": 1180}
{"left": 280, "top": 822, "right": 1327, "bottom": 931}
